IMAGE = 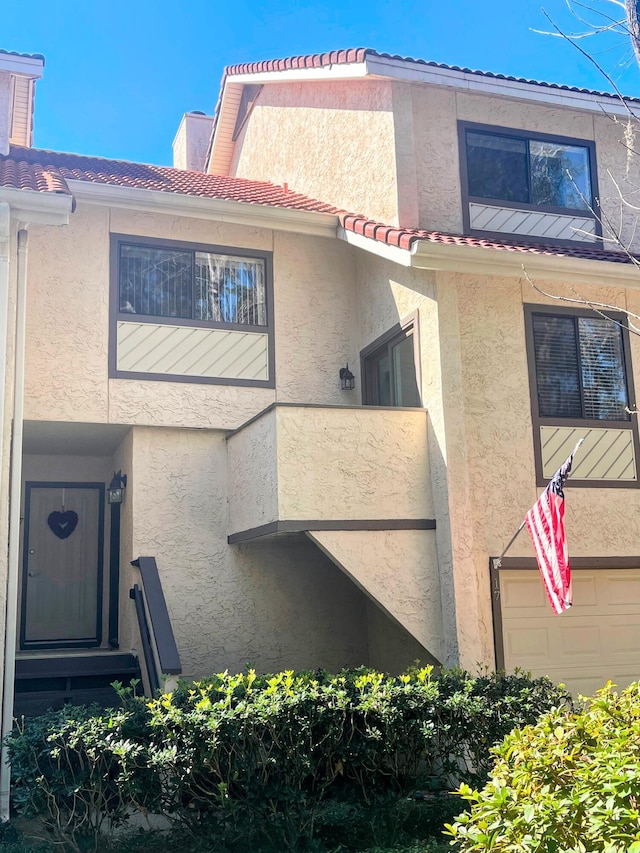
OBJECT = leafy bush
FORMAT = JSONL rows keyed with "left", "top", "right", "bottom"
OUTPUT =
{"left": 447, "top": 681, "right": 640, "bottom": 853}
{"left": 7, "top": 667, "right": 568, "bottom": 852}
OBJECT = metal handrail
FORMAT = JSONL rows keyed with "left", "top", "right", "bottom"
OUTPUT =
{"left": 130, "top": 557, "right": 182, "bottom": 695}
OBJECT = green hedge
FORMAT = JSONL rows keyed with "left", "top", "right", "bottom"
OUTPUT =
{"left": 447, "top": 681, "right": 640, "bottom": 853}
{"left": 7, "top": 667, "right": 569, "bottom": 852}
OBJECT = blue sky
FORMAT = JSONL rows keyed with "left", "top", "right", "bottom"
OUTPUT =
{"left": 4, "top": 0, "right": 640, "bottom": 165}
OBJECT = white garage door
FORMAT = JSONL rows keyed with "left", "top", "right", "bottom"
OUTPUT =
{"left": 500, "top": 568, "right": 640, "bottom": 696}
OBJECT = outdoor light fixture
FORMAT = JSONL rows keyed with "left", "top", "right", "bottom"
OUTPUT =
{"left": 107, "top": 470, "right": 128, "bottom": 504}
{"left": 340, "top": 364, "right": 355, "bottom": 391}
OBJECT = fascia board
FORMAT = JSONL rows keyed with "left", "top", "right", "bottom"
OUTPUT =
{"left": 0, "top": 55, "right": 44, "bottom": 78}
{"left": 364, "top": 56, "right": 637, "bottom": 117}
{"left": 67, "top": 180, "right": 339, "bottom": 237}
{"left": 0, "top": 188, "right": 71, "bottom": 225}
{"left": 410, "top": 239, "right": 640, "bottom": 287}
{"left": 225, "top": 62, "right": 369, "bottom": 86}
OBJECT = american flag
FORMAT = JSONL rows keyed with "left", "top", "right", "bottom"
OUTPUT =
{"left": 525, "top": 444, "right": 581, "bottom": 615}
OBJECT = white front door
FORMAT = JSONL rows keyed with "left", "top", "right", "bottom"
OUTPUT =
{"left": 21, "top": 483, "right": 105, "bottom": 648}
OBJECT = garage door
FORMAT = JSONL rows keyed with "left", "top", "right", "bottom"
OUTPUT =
{"left": 500, "top": 569, "right": 640, "bottom": 696}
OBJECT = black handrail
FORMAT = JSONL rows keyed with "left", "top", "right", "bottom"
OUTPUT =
{"left": 130, "top": 557, "right": 182, "bottom": 694}
{"left": 130, "top": 584, "right": 159, "bottom": 694}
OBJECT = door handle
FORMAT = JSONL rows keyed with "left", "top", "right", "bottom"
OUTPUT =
{"left": 28, "top": 572, "right": 38, "bottom": 577}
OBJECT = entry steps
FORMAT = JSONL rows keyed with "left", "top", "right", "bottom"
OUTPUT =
{"left": 14, "top": 653, "right": 142, "bottom": 718}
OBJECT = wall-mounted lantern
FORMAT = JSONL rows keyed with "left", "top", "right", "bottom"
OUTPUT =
{"left": 107, "top": 470, "right": 128, "bottom": 504}
{"left": 340, "top": 364, "right": 356, "bottom": 391}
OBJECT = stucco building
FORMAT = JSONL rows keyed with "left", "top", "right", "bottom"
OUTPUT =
{"left": 1, "top": 46, "right": 640, "bottom": 801}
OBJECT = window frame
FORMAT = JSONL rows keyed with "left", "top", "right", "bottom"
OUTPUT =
{"left": 360, "top": 315, "right": 422, "bottom": 408}
{"left": 109, "top": 233, "right": 275, "bottom": 388}
{"left": 524, "top": 303, "right": 640, "bottom": 488}
{"left": 458, "top": 121, "right": 602, "bottom": 244}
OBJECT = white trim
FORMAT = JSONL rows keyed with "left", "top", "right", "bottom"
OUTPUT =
{"left": 363, "top": 56, "right": 639, "bottom": 117}
{"left": 68, "top": 180, "right": 338, "bottom": 237}
{"left": 225, "top": 62, "right": 369, "bottom": 86}
{"left": 0, "top": 54, "right": 43, "bottom": 78}
{"left": 225, "top": 55, "right": 638, "bottom": 117}
{"left": 337, "top": 226, "right": 411, "bottom": 266}
{"left": 0, "top": 188, "right": 72, "bottom": 225}
{"left": 339, "top": 223, "right": 640, "bottom": 287}
{"left": 410, "top": 239, "right": 640, "bottom": 287}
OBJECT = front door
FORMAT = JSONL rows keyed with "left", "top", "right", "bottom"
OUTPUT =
{"left": 21, "top": 482, "right": 105, "bottom": 649}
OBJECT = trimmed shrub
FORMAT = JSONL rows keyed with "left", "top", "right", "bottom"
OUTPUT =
{"left": 447, "top": 681, "right": 640, "bottom": 853}
{"left": 7, "top": 667, "right": 568, "bottom": 852}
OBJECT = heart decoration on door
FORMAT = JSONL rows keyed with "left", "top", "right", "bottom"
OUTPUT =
{"left": 47, "top": 510, "right": 78, "bottom": 540}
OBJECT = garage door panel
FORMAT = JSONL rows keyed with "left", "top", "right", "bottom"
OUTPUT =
{"left": 500, "top": 569, "right": 640, "bottom": 696}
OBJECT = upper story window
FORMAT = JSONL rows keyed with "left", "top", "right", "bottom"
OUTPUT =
{"left": 459, "top": 122, "right": 600, "bottom": 245}
{"left": 119, "top": 242, "right": 267, "bottom": 327}
{"left": 111, "top": 235, "right": 273, "bottom": 388}
{"left": 530, "top": 311, "right": 629, "bottom": 421}
{"left": 525, "top": 305, "right": 639, "bottom": 488}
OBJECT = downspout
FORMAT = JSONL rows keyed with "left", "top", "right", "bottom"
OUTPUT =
{"left": 0, "top": 204, "right": 10, "bottom": 490}
{"left": 0, "top": 228, "right": 28, "bottom": 821}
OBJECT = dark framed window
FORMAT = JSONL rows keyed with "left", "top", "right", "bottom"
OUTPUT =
{"left": 460, "top": 122, "right": 597, "bottom": 216}
{"left": 118, "top": 241, "right": 267, "bottom": 327}
{"left": 528, "top": 308, "right": 631, "bottom": 422}
{"left": 362, "top": 321, "right": 421, "bottom": 407}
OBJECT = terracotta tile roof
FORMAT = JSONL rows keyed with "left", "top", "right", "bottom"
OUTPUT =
{"left": 1, "top": 148, "right": 633, "bottom": 266}
{"left": 0, "top": 48, "right": 45, "bottom": 63}
{"left": 222, "top": 47, "right": 640, "bottom": 104}
{"left": 0, "top": 146, "right": 339, "bottom": 212}
{"left": 339, "top": 214, "right": 634, "bottom": 264}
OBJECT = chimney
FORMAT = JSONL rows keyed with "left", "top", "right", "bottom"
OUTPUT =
{"left": 172, "top": 111, "right": 215, "bottom": 172}
{"left": 0, "top": 50, "right": 45, "bottom": 154}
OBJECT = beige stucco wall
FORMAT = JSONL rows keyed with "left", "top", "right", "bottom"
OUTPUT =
{"left": 128, "top": 426, "right": 380, "bottom": 678}
{"left": 309, "top": 529, "right": 443, "bottom": 663}
{"left": 231, "top": 80, "right": 400, "bottom": 224}
{"left": 228, "top": 405, "right": 432, "bottom": 534}
{"left": 23, "top": 204, "right": 357, "bottom": 430}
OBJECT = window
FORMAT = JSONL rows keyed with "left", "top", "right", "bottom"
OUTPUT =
{"left": 464, "top": 128, "right": 593, "bottom": 212}
{"left": 118, "top": 242, "right": 267, "bottom": 327}
{"left": 530, "top": 311, "right": 630, "bottom": 422}
{"left": 362, "top": 323, "right": 420, "bottom": 407}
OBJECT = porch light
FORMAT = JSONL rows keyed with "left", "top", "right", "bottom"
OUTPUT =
{"left": 340, "top": 364, "right": 355, "bottom": 391}
{"left": 107, "top": 470, "right": 127, "bottom": 504}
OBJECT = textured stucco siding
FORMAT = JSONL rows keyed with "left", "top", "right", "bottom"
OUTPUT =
{"left": 227, "top": 408, "right": 279, "bottom": 534}
{"left": 231, "top": 80, "right": 399, "bottom": 225}
{"left": 354, "top": 253, "right": 462, "bottom": 665}
{"left": 23, "top": 206, "right": 359, "bottom": 430}
{"left": 129, "top": 426, "right": 378, "bottom": 678}
{"left": 406, "top": 84, "right": 640, "bottom": 249}
{"left": 309, "top": 529, "right": 443, "bottom": 662}
{"left": 227, "top": 405, "right": 431, "bottom": 534}
{"left": 442, "top": 273, "right": 640, "bottom": 670}
{"left": 276, "top": 406, "right": 431, "bottom": 521}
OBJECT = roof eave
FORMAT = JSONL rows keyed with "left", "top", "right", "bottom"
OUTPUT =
{"left": 410, "top": 238, "right": 640, "bottom": 287}
{"left": 0, "top": 187, "right": 72, "bottom": 225}
{"left": 67, "top": 180, "right": 339, "bottom": 237}
{"left": 339, "top": 225, "right": 640, "bottom": 286}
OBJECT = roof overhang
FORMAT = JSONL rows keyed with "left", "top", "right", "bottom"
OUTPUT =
{"left": 209, "top": 54, "right": 636, "bottom": 175}
{"left": 0, "top": 53, "right": 44, "bottom": 79}
{"left": 0, "top": 187, "right": 72, "bottom": 225}
{"left": 67, "top": 180, "right": 339, "bottom": 238}
{"left": 338, "top": 226, "right": 640, "bottom": 288}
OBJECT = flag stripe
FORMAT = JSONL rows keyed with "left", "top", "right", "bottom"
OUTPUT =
{"left": 524, "top": 445, "right": 577, "bottom": 615}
